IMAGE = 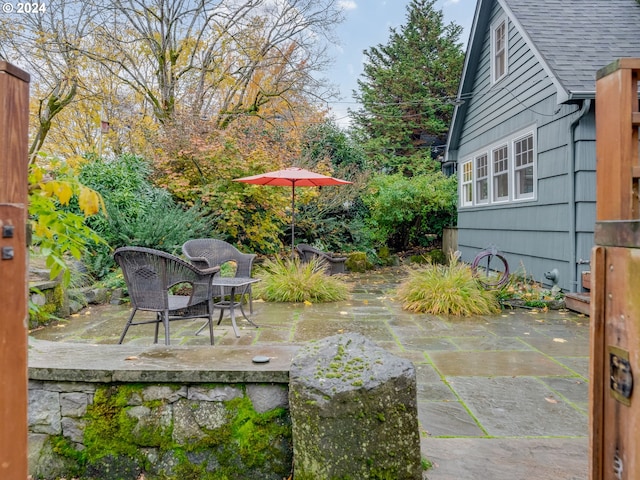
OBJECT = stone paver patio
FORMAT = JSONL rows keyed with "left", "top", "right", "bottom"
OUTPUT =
{"left": 31, "top": 267, "right": 590, "bottom": 479}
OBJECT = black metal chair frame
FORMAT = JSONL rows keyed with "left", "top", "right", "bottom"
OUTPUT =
{"left": 114, "top": 246, "right": 220, "bottom": 345}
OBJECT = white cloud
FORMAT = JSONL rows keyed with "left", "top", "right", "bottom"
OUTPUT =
{"left": 338, "top": 1, "right": 357, "bottom": 10}
{"left": 444, "top": 0, "right": 461, "bottom": 4}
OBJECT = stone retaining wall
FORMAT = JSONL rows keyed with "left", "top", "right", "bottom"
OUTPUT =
{"left": 28, "top": 336, "right": 422, "bottom": 480}
{"left": 29, "top": 380, "right": 291, "bottom": 480}
{"left": 28, "top": 340, "right": 298, "bottom": 480}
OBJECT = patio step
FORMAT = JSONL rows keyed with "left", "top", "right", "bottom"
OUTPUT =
{"left": 565, "top": 292, "right": 590, "bottom": 316}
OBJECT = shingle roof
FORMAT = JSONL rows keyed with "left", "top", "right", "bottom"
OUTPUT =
{"left": 505, "top": 0, "right": 640, "bottom": 95}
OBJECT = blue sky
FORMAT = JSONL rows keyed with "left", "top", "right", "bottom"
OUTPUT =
{"left": 326, "top": 0, "right": 476, "bottom": 127}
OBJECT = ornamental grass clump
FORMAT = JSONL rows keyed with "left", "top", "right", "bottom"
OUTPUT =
{"left": 397, "top": 255, "right": 501, "bottom": 316}
{"left": 255, "top": 256, "right": 349, "bottom": 303}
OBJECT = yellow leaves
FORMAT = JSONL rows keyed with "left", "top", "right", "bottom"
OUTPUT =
{"left": 43, "top": 180, "right": 73, "bottom": 205}
{"left": 78, "top": 186, "right": 102, "bottom": 216}
{"left": 34, "top": 222, "right": 53, "bottom": 239}
{"left": 39, "top": 180, "right": 104, "bottom": 217}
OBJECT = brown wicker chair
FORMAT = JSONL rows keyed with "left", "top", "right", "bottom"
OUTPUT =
{"left": 182, "top": 239, "right": 257, "bottom": 313}
{"left": 295, "top": 243, "right": 347, "bottom": 275}
{"left": 113, "top": 247, "right": 220, "bottom": 345}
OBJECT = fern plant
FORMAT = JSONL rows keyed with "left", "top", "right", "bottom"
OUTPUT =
{"left": 397, "top": 255, "right": 500, "bottom": 316}
{"left": 254, "top": 256, "right": 350, "bottom": 303}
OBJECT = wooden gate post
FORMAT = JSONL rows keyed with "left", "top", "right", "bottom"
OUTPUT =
{"left": 590, "top": 58, "right": 640, "bottom": 480}
{"left": 0, "top": 61, "right": 30, "bottom": 480}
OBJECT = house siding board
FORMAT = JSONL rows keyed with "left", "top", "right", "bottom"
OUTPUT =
{"left": 537, "top": 147, "right": 567, "bottom": 179}
{"left": 574, "top": 148, "right": 596, "bottom": 172}
{"left": 576, "top": 203, "right": 596, "bottom": 233}
{"left": 575, "top": 172, "right": 596, "bottom": 203}
{"left": 459, "top": 203, "right": 569, "bottom": 231}
{"left": 537, "top": 174, "right": 569, "bottom": 205}
{"left": 576, "top": 232, "right": 594, "bottom": 262}
{"left": 457, "top": 229, "right": 569, "bottom": 262}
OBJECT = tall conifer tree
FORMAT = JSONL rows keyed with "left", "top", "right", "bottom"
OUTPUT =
{"left": 351, "top": 0, "right": 465, "bottom": 173}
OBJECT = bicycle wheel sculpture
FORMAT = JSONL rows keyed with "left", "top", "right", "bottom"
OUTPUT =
{"left": 471, "top": 246, "right": 510, "bottom": 288}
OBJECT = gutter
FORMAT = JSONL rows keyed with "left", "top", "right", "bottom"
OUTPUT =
{"left": 568, "top": 99, "right": 592, "bottom": 292}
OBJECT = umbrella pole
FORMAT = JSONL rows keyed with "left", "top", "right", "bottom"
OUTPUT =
{"left": 291, "top": 184, "right": 295, "bottom": 257}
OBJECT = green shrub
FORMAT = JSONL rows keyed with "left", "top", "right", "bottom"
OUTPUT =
{"left": 427, "top": 249, "right": 447, "bottom": 265}
{"left": 254, "top": 257, "right": 350, "bottom": 303}
{"left": 408, "top": 249, "right": 446, "bottom": 265}
{"left": 79, "top": 154, "right": 213, "bottom": 278}
{"left": 361, "top": 170, "right": 457, "bottom": 251}
{"left": 397, "top": 256, "right": 500, "bottom": 316}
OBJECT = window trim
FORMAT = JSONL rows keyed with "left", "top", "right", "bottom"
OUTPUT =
{"left": 475, "top": 153, "right": 489, "bottom": 204}
{"left": 460, "top": 160, "right": 473, "bottom": 207}
{"left": 491, "top": 144, "right": 510, "bottom": 203}
{"left": 513, "top": 132, "right": 535, "bottom": 200}
{"left": 459, "top": 126, "right": 537, "bottom": 208}
{"left": 491, "top": 16, "right": 508, "bottom": 84}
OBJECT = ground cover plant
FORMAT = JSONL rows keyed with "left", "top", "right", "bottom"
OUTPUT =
{"left": 497, "top": 264, "right": 565, "bottom": 310}
{"left": 254, "top": 256, "right": 349, "bottom": 303}
{"left": 397, "top": 254, "right": 501, "bottom": 316}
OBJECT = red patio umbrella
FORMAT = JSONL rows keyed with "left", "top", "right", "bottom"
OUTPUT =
{"left": 233, "top": 167, "right": 352, "bottom": 251}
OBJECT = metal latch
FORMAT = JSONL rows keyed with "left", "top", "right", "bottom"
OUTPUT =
{"left": 610, "top": 346, "right": 633, "bottom": 406}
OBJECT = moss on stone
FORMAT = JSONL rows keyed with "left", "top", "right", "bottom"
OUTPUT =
{"left": 345, "top": 252, "right": 372, "bottom": 272}
{"left": 49, "top": 383, "right": 292, "bottom": 479}
{"left": 29, "top": 283, "right": 66, "bottom": 328}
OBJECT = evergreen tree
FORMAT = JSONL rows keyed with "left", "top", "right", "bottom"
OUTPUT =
{"left": 350, "top": 0, "right": 465, "bottom": 173}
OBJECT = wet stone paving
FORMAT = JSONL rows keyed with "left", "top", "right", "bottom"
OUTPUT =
{"left": 31, "top": 267, "right": 590, "bottom": 480}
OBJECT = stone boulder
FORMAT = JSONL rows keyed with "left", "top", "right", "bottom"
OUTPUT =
{"left": 289, "top": 333, "right": 422, "bottom": 479}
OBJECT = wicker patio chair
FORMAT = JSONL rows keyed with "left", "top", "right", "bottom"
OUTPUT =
{"left": 182, "top": 239, "right": 257, "bottom": 313}
{"left": 113, "top": 246, "right": 220, "bottom": 345}
{"left": 295, "top": 243, "right": 347, "bottom": 275}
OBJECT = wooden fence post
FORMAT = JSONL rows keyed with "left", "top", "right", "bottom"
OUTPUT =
{"left": 590, "top": 58, "right": 640, "bottom": 480}
{"left": 0, "top": 61, "right": 30, "bottom": 480}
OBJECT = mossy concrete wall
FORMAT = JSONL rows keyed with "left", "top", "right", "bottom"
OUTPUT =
{"left": 28, "top": 340, "right": 297, "bottom": 480}
{"left": 28, "top": 380, "right": 291, "bottom": 480}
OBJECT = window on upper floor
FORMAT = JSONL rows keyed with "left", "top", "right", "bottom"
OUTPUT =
{"left": 459, "top": 127, "right": 536, "bottom": 208}
{"left": 492, "top": 17, "right": 507, "bottom": 83}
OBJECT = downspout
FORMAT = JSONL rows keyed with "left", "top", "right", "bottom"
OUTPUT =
{"left": 568, "top": 99, "right": 592, "bottom": 293}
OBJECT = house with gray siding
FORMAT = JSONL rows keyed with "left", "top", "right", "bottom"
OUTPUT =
{"left": 444, "top": 0, "right": 640, "bottom": 292}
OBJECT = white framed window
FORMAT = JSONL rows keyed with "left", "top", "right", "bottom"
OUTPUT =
{"left": 514, "top": 133, "right": 535, "bottom": 199}
{"left": 492, "top": 145, "right": 509, "bottom": 202}
{"left": 461, "top": 160, "right": 473, "bottom": 206}
{"left": 491, "top": 17, "right": 507, "bottom": 83}
{"left": 475, "top": 154, "right": 489, "bottom": 204}
{"left": 458, "top": 126, "right": 536, "bottom": 208}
